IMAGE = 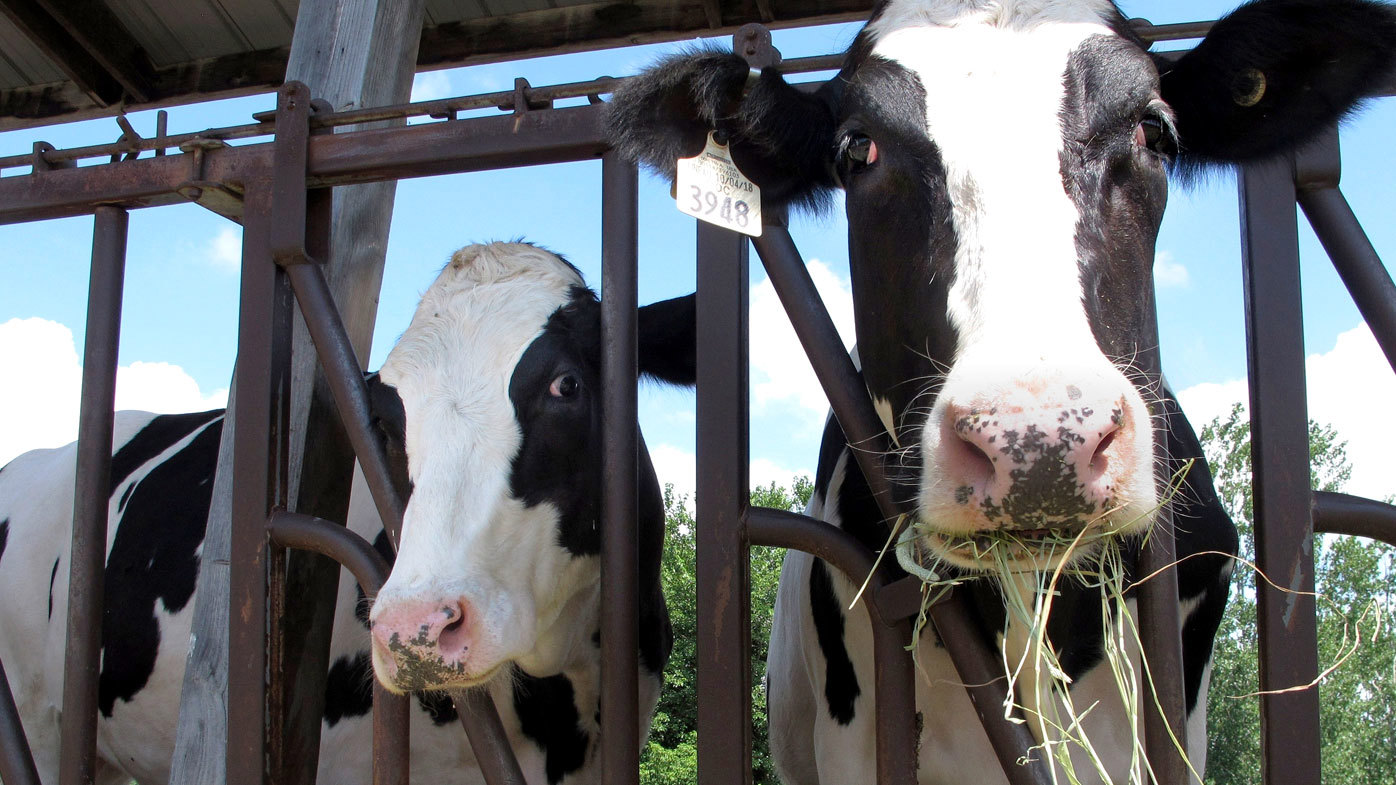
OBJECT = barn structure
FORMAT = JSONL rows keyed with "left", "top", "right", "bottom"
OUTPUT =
{"left": 0, "top": 1, "right": 1393, "bottom": 784}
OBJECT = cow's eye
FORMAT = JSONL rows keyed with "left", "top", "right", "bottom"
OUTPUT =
{"left": 549, "top": 374, "right": 580, "bottom": 398}
{"left": 840, "top": 134, "right": 878, "bottom": 168}
{"left": 1133, "top": 114, "right": 1173, "bottom": 155}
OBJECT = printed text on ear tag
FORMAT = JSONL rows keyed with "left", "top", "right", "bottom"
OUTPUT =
{"left": 675, "top": 132, "right": 762, "bottom": 237}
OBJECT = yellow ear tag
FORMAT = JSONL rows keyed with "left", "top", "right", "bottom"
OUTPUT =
{"left": 675, "top": 132, "right": 762, "bottom": 237}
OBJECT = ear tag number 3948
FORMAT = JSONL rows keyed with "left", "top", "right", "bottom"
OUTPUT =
{"left": 675, "top": 132, "right": 762, "bottom": 237}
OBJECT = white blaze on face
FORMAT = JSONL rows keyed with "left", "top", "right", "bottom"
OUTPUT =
{"left": 868, "top": 0, "right": 1157, "bottom": 539}
{"left": 370, "top": 243, "right": 596, "bottom": 684}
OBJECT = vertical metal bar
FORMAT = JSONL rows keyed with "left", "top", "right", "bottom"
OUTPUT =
{"left": 58, "top": 205, "right": 127, "bottom": 785}
{"left": 869, "top": 621, "right": 919, "bottom": 785}
{"left": 600, "top": 152, "right": 641, "bottom": 785}
{"left": 1239, "top": 156, "right": 1322, "bottom": 785}
{"left": 1132, "top": 274, "right": 1189, "bottom": 783}
{"left": 695, "top": 220, "right": 752, "bottom": 784}
{"left": 372, "top": 685, "right": 411, "bottom": 785}
{"left": 0, "top": 652, "right": 42, "bottom": 785}
{"left": 229, "top": 184, "right": 293, "bottom": 785}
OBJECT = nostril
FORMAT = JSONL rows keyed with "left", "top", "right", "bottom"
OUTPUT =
{"left": 1089, "top": 429, "right": 1117, "bottom": 475}
{"left": 961, "top": 439, "right": 995, "bottom": 478}
{"left": 437, "top": 604, "right": 470, "bottom": 659}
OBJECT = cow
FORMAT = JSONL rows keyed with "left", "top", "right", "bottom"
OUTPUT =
{"left": 0, "top": 242, "right": 696, "bottom": 785}
{"left": 606, "top": 0, "right": 1396, "bottom": 782}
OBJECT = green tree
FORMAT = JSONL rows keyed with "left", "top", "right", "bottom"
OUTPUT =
{"left": 640, "top": 478, "right": 812, "bottom": 785}
{"left": 1201, "top": 403, "right": 1395, "bottom": 785}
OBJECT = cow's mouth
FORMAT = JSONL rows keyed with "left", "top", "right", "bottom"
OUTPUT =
{"left": 921, "top": 526, "right": 1110, "bottom": 572}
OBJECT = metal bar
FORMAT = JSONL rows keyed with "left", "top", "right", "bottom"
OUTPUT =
{"left": 1239, "top": 155, "right": 1322, "bottom": 785}
{"left": 750, "top": 221, "right": 900, "bottom": 515}
{"left": 750, "top": 220, "right": 1050, "bottom": 785}
{"left": 1296, "top": 187, "right": 1396, "bottom": 373}
{"left": 600, "top": 152, "right": 641, "bottom": 785}
{"left": 1313, "top": 492, "right": 1396, "bottom": 547}
{"left": 0, "top": 626, "right": 42, "bottom": 785}
{"left": 453, "top": 690, "right": 528, "bottom": 785}
{"left": 265, "top": 511, "right": 409, "bottom": 785}
{"left": 0, "top": 104, "right": 608, "bottom": 225}
{"left": 695, "top": 220, "right": 752, "bottom": 785}
{"left": 747, "top": 508, "right": 920, "bottom": 785}
{"left": 283, "top": 262, "right": 406, "bottom": 541}
{"left": 57, "top": 204, "right": 127, "bottom": 785}
{"left": 746, "top": 508, "right": 1049, "bottom": 785}
{"left": 228, "top": 183, "right": 293, "bottom": 785}
{"left": 1136, "top": 418, "right": 1188, "bottom": 776}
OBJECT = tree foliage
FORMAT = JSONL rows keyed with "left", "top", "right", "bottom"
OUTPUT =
{"left": 1201, "top": 404, "right": 1395, "bottom": 785}
{"left": 640, "top": 478, "right": 812, "bottom": 785}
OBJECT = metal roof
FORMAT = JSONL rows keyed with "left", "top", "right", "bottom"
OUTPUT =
{"left": 0, "top": 0, "right": 871, "bottom": 130}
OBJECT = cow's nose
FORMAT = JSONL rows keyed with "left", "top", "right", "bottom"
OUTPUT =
{"left": 370, "top": 598, "right": 474, "bottom": 678}
{"left": 937, "top": 389, "right": 1128, "bottom": 530}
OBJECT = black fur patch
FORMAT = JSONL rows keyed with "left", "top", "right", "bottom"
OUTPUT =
{"left": 809, "top": 559, "right": 860, "bottom": 725}
{"left": 354, "top": 529, "right": 397, "bottom": 631}
{"left": 1161, "top": 0, "right": 1396, "bottom": 169}
{"left": 512, "top": 667, "right": 591, "bottom": 784}
{"left": 98, "top": 416, "right": 222, "bottom": 717}
{"left": 416, "top": 690, "right": 459, "bottom": 725}
{"left": 0, "top": 518, "right": 7, "bottom": 566}
{"left": 109, "top": 410, "right": 223, "bottom": 491}
{"left": 606, "top": 48, "right": 840, "bottom": 210}
{"left": 48, "top": 558, "right": 59, "bottom": 620}
{"left": 323, "top": 652, "right": 374, "bottom": 726}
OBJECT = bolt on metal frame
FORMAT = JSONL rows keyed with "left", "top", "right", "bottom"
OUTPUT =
{"left": 0, "top": 19, "right": 1393, "bottom": 785}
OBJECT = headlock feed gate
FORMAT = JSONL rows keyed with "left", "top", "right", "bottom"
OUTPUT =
{"left": 1, "top": 10, "right": 1395, "bottom": 785}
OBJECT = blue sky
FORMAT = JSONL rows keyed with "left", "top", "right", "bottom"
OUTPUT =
{"left": 1, "top": 0, "right": 1393, "bottom": 502}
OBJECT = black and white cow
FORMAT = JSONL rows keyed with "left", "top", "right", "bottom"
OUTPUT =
{"left": 0, "top": 242, "right": 695, "bottom": 784}
{"left": 608, "top": 0, "right": 1395, "bottom": 782}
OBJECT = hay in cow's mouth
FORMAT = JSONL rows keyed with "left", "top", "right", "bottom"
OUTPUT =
{"left": 882, "top": 459, "right": 1201, "bottom": 785}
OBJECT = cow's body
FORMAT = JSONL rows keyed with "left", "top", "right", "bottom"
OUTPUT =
{"left": 0, "top": 242, "right": 693, "bottom": 785}
{"left": 608, "top": 0, "right": 1395, "bottom": 781}
{"left": 0, "top": 417, "right": 579, "bottom": 784}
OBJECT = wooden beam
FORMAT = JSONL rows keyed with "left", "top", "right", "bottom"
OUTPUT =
{"left": 0, "top": 0, "right": 123, "bottom": 105}
{"left": 169, "top": 2, "right": 426, "bottom": 784}
{"left": 0, "top": 0, "right": 874, "bottom": 130}
{"left": 32, "top": 0, "right": 155, "bottom": 101}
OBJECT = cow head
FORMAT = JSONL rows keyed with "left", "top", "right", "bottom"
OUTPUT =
{"left": 366, "top": 242, "right": 694, "bottom": 692}
{"left": 608, "top": 0, "right": 1395, "bottom": 568}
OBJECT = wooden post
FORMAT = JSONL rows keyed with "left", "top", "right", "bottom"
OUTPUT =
{"left": 170, "top": 2, "right": 425, "bottom": 783}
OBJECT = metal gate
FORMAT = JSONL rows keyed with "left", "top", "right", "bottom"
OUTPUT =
{"left": 0, "top": 18, "right": 1394, "bottom": 785}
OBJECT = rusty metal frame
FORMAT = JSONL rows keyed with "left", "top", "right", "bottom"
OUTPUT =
{"left": 1236, "top": 127, "right": 1396, "bottom": 785}
{"left": 0, "top": 17, "right": 1393, "bottom": 785}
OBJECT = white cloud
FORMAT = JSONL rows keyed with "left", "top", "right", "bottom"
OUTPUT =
{"left": 0, "top": 318, "right": 228, "bottom": 466}
{"left": 650, "top": 443, "right": 696, "bottom": 504}
{"left": 115, "top": 362, "right": 227, "bottom": 414}
{"left": 0, "top": 318, "right": 81, "bottom": 464}
{"left": 410, "top": 71, "right": 454, "bottom": 103}
{"left": 1176, "top": 323, "right": 1396, "bottom": 501}
{"left": 208, "top": 226, "right": 241, "bottom": 272}
{"left": 749, "top": 259, "right": 856, "bottom": 420}
{"left": 1153, "top": 250, "right": 1190, "bottom": 288}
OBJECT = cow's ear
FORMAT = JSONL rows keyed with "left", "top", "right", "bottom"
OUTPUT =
{"left": 637, "top": 293, "right": 696, "bottom": 387}
{"left": 606, "top": 49, "right": 840, "bottom": 211}
{"left": 1160, "top": 0, "right": 1396, "bottom": 170}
